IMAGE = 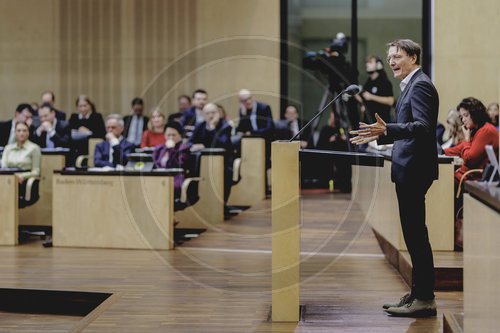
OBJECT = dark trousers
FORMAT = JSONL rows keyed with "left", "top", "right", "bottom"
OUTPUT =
{"left": 395, "top": 179, "right": 435, "bottom": 300}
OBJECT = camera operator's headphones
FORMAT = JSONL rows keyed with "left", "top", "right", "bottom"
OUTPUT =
{"left": 375, "top": 56, "right": 384, "bottom": 70}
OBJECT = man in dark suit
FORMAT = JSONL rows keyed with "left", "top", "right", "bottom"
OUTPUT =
{"left": 350, "top": 39, "right": 439, "bottom": 317}
{"left": 180, "top": 89, "right": 208, "bottom": 131}
{"left": 123, "top": 97, "right": 149, "bottom": 148}
{"left": 41, "top": 91, "right": 67, "bottom": 121}
{"left": 94, "top": 114, "right": 135, "bottom": 168}
{"left": 188, "top": 103, "right": 234, "bottom": 211}
{"left": 235, "top": 89, "right": 274, "bottom": 139}
{"left": 283, "top": 105, "right": 311, "bottom": 148}
{"left": 32, "top": 104, "right": 71, "bottom": 148}
{"left": 0, "top": 104, "right": 34, "bottom": 146}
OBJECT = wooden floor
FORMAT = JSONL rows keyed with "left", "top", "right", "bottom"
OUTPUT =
{"left": 0, "top": 193, "right": 463, "bottom": 332}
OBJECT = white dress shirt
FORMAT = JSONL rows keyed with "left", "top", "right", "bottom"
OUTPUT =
{"left": 400, "top": 67, "right": 420, "bottom": 92}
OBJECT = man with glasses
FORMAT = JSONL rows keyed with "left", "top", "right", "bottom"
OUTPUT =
{"left": 350, "top": 39, "right": 439, "bottom": 317}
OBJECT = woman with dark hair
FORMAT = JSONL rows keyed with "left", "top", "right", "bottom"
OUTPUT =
{"left": 152, "top": 121, "right": 191, "bottom": 196}
{"left": 68, "top": 95, "right": 106, "bottom": 139}
{"left": 445, "top": 97, "right": 499, "bottom": 184}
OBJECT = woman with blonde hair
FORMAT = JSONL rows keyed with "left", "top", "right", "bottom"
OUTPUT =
{"left": 140, "top": 107, "right": 167, "bottom": 148}
{"left": 441, "top": 108, "right": 465, "bottom": 149}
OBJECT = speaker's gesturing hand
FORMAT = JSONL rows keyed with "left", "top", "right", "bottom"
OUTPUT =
{"left": 349, "top": 113, "right": 386, "bottom": 146}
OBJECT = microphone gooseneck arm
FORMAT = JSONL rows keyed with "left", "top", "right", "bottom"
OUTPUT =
{"left": 289, "top": 85, "right": 359, "bottom": 142}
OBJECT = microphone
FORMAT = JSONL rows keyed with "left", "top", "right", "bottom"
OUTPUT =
{"left": 289, "top": 85, "right": 360, "bottom": 142}
{"left": 344, "top": 84, "right": 360, "bottom": 96}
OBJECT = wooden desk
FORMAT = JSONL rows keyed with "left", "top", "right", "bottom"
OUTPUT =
{"left": 53, "top": 170, "right": 181, "bottom": 250}
{"left": 352, "top": 153, "right": 455, "bottom": 251}
{"left": 228, "top": 137, "right": 266, "bottom": 206}
{"left": 0, "top": 171, "right": 18, "bottom": 245}
{"left": 175, "top": 149, "right": 225, "bottom": 229}
{"left": 19, "top": 149, "right": 68, "bottom": 227}
{"left": 463, "top": 181, "right": 500, "bottom": 332}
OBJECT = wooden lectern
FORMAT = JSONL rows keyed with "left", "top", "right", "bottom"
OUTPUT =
{"left": 271, "top": 141, "right": 385, "bottom": 322}
{"left": 271, "top": 141, "right": 301, "bottom": 322}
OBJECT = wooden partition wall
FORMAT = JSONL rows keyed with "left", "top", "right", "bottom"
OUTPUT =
{"left": 434, "top": 0, "right": 500, "bottom": 125}
{"left": 0, "top": 0, "right": 280, "bottom": 123}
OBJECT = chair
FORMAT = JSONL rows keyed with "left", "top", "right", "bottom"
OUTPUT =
{"left": 75, "top": 138, "right": 103, "bottom": 168}
{"left": 232, "top": 157, "right": 242, "bottom": 185}
{"left": 174, "top": 153, "right": 202, "bottom": 212}
{"left": 18, "top": 176, "right": 46, "bottom": 242}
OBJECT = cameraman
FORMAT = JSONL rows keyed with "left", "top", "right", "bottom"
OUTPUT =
{"left": 355, "top": 56, "right": 394, "bottom": 123}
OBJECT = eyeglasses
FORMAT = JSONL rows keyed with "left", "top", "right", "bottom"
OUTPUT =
{"left": 386, "top": 54, "right": 404, "bottom": 64}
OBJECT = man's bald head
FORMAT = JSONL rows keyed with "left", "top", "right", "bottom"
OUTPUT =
{"left": 238, "top": 89, "right": 254, "bottom": 110}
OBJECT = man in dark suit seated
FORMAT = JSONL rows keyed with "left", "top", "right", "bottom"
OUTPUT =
{"left": 94, "top": 114, "right": 135, "bottom": 168}
{"left": 188, "top": 103, "right": 234, "bottom": 212}
{"left": 180, "top": 89, "right": 208, "bottom": 131}
{"left": 0, "top": 104, "right": 34, "bottom": 147}
{"left": 31, "top": 104, "right": 71, "bottom": 148}
{"left": 283, "top": 105, "right": 311, "bottom": 148}
{"left": 350, "top": 39, "right": 439, "bottom": 317}
{"left": 235, "top": 89, "right": 274, "bottom": 139}
{"left": 123, "top": 97, "right": 149, "bottom": 148}
{"left": 41, "top": 90, "right": 67, "bottom": 121}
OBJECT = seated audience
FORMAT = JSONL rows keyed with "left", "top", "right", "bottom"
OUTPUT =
{"left": 0, "top": 104, "right": 34, "bottom": 146}
{"left": 32, "top": 104, "right": 71, "bottom": 148}
{"left": 94, "top": 114, "right": 135, "bottom": 168}
{"left": 180, "top": 89, "right": 208, "bottom": 131}
{"left": 317, "top": 108, "right": 351, "bottom": 193}
{"left": 284, "top": 105, "right": 310, "bottom": 148}
{"left": 217, "top": 104, "right": 235, "bottom": 135}
{"left": 1, "top": 122, "right": 41, "bottom": 206}
{"left": 124, "top": 97, "right": 149, "bottom": 147}
{"left": 69, "top": 95, "right": 106, "bottom": 139}
{"left": 168, "top": 94, "right": 192, "bottom": 124}
{"left": 188, "top": 103, "right": 234, "bottom": 208}
{"left": 441, "top": 108, "right": 465, "bottom": 149}
{"left": 235, "top": 89, "right": 273, "bottom": 139}
{"left": 178, "top": 94, "right": 191, "bottom": 113}
{"left": 444, "top": 97, "right": 499, "bottom": 184}
{"left": 152, "top": 121, "right": 191, "bottom": 196}
{"left": 487, "top": 102, "right": 499, "bottom": 129}
{"left": 141, "top": 107, "right": 167, "bottom": 148}
{"left": 40, "top": 90, "right": 67, "bottom": 121}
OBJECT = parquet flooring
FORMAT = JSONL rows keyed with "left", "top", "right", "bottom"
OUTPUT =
{"left": 0, "top": 193, "right": 462, "bottom": 332}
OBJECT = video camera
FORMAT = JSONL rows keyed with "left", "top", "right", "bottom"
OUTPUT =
{"left": 302, "top": 32, "right": 353, "bottom": 93}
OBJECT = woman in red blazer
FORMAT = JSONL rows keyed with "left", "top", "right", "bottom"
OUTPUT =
{"left": 445, "top": 97, "right": 499, "bottom": 184}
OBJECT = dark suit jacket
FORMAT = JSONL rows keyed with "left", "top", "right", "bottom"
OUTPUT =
{"left": 54, "top": 109, "right": 66, "bottom": 121}
{"left": 0, "top": 120, "right": 13, "bottom": 146}
{"left": 180, "top": 106, "right": 198, "bottom": 128}
{"left": 0, "top": 120, "right": 36, "bottom": 147}
{"left": 123, "top": 115, "right": 149, "bottom": 139}
{"left": 94, "top": 138, "right": 135, "bottom": 167}
{"left": 236, "top": 102, "right": 274, "bottom": 138}
{"left": 69, "top": 112, "right": 106, "bottom": 139}
{"left": 34, "top": 108, "right": 66, "bottom": 121}
{"left": 188, "top": 119, "right": 233, "bottom": 153}
{"left": 378, "top": 69, "right": 439, "bottom": 183}
{"left": 31, "top": 120, "right": 71, "bottom": 148}
{"left": 274, "top": 118, "right": 311, "bottom": 142}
